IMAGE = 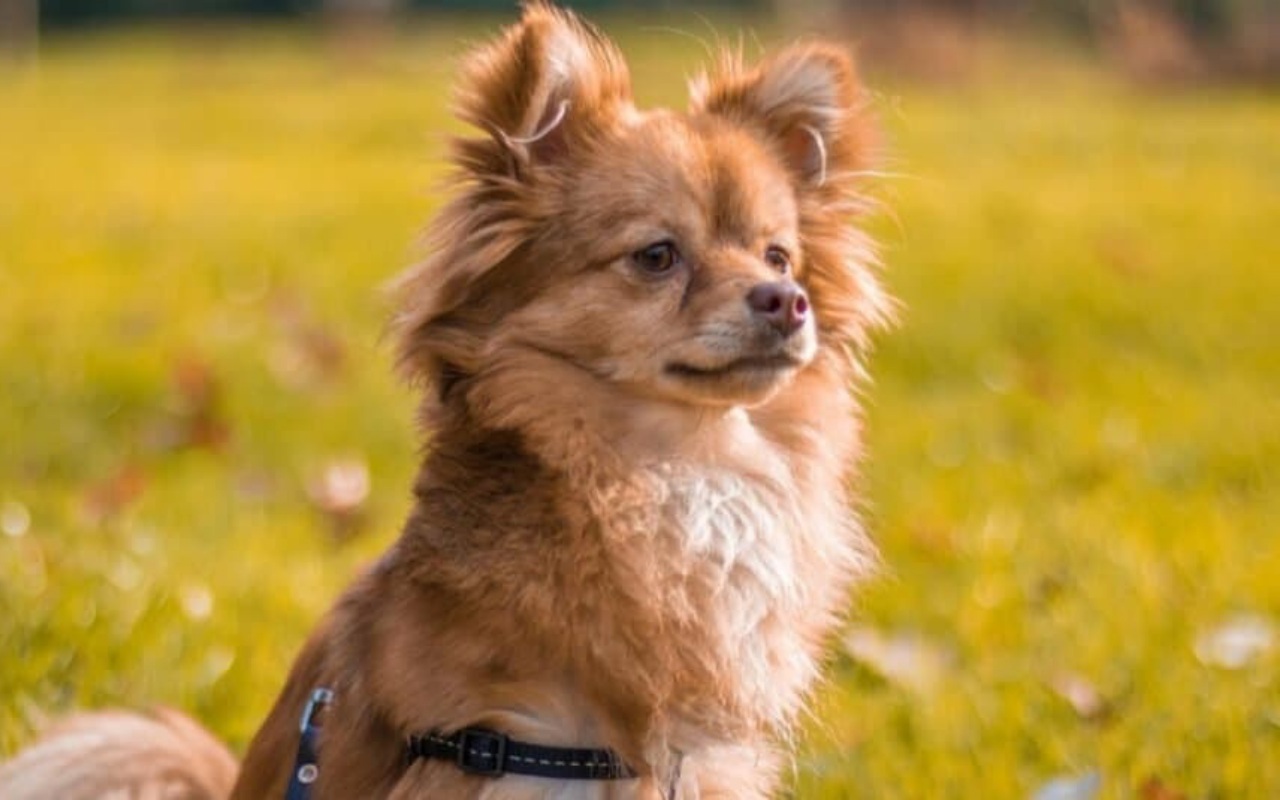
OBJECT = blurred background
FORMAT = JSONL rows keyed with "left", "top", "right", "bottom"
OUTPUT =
{"left": 1, "top": 1, "right": 1277, "bottom": 797}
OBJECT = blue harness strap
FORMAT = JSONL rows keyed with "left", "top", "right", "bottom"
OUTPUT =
{"left": 285, "top": 687, "right": 333, "bottom": 800}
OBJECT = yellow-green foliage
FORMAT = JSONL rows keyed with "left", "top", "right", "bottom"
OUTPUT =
{"left": 1, "top": 20, "right": 1277, "bottom": 799}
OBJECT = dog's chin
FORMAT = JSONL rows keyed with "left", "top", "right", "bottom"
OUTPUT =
{"left": 659, "top": 352, "right": 809, "bottom": 407}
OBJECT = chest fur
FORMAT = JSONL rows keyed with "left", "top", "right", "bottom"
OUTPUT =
{"left": 590, "top": 465, "right": 841, "bottom": 734}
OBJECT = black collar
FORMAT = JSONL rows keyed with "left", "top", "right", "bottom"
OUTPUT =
{"left": 406, "top": 727, "right": 637, "bottom": 780}
{"left": 286, "top": 686, "right": 636, "bottom": 798}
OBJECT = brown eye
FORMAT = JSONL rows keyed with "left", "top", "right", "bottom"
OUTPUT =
{"left": 633, "top": 241, "right": 680, "bottom": 275}
{"left": 764, "top": 246, "right": 791, "bottom": 273}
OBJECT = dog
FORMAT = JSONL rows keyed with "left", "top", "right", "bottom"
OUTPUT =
{"left": 0, "top": 3, "right": 891, "bottom": 797}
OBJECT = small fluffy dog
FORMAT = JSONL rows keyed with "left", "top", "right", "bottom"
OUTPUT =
{"left": 0, "top": 3, "right": 890, "bottom": 797}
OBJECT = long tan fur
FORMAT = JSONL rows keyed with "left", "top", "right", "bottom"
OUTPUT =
{"left": 1, "top": 4, "right": 890, "bottom": 798}
{"left": 0, "top": 709, "right": 237, "bottom": 799}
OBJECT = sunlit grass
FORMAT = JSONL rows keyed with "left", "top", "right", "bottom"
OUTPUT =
{"left": 1, "top": 19, "right": 1277, "bottom": 799}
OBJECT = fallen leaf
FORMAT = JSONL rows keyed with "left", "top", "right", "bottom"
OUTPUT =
{"left": 905, "top": 518, "right": 956, "bottom": 558}
{"left": 1018, "top": 355, "right": 1063, "bottom": 401}
{"left": 81, "top": 464, "right": 148, "bottom": 525}
{"left": 1139, "top": 776, "right": 1188, "bottom": 800}
{"left": 843, "top": 626, "right": 953, "bottom": 693}
{"left": 1194, "top": 613, "right": 1276, "bottom": 670}
{"left": 1095, "top": 231, "right": 1149, "bottom": 278}
{"left": 175, "top": 355, "right": 230, "bottom": 450}
{"left": 1049, "top": 671, "right": 1110, "bottom": 721}
{"left": 306, "top": 456, "right": 371, "bottom": 542}
{"left": 147, "top": 354, "right": 230, "bottom": 452}
{"left": 266, "top": 293, "right": 346, "bottom": 390}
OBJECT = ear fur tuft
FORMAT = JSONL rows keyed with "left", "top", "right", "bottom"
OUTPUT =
{"left": 454, "top": 1, "right": 632, "bottom": 172}
{"left": 690, "top": 43, "right": 872, "bottom": 189}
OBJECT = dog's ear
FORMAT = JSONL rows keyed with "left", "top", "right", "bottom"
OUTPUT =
{"left": 691, "top": 44, "right": 871, "bottom": 190}
{"left": 394, "top": 5, "right": 632, "bottom": 412}
{"left": 454, "top": 2, "right": 632, "bottom": 175}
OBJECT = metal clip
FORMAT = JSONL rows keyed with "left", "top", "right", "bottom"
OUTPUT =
{"left": 299, "top": 687, "right": 334, "bottom": 734}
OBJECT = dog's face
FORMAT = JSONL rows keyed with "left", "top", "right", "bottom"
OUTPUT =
{"left": 397, "top": 3, "right": 888, "bottom": 419}
{"left": 502, "top": 114, "right": 817, "bottom": 408}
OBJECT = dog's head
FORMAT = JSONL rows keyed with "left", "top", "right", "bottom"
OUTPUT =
{"left": 396, "top": 2, "right": 889, "bottom": 425}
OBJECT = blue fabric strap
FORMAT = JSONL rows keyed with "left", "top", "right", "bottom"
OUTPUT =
{"left": 285, "top": 688, "right": 333, "bottom": 800}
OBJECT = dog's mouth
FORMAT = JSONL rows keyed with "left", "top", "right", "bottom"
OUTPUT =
{"left": 665, "top": 353, "right": 804, "bottom": 380}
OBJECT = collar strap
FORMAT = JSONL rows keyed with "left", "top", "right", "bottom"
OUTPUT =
{"left": 286, "top": 688, "right": 334, "bottom": 800}
{"left": 406, "top": 728, "right": 637, "bottom": 780}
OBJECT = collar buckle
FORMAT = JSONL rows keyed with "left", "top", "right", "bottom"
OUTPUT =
{"left": 455, "top": 728, "right": 508, "bottom": 776}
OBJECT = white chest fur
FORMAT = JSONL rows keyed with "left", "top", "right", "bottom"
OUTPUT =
{"left": 650, "top": 463, "right": 824, "bottom": 731}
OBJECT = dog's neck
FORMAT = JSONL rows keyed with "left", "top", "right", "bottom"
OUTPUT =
{"left": 400, "top": 347, "right": 869, "bottom": 763}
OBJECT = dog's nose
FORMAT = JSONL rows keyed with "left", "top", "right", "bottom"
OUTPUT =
{"left": 746, "top": 281, "right": 810, "bottom": 337}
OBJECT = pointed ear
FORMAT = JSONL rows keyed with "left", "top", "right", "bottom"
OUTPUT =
{"left": 454, "top": 2, "right": 632, "bottom": 176}
{"left": 691, "top": 44, "right": 871, "bottom": 190}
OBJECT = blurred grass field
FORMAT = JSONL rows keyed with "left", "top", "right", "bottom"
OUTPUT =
{"left": 1, "top": 16, "right": 1278, "bottom": 799}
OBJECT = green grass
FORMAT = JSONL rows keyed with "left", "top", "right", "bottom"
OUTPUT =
{"left": 2, "top": 18, "right": 1278, "bottom": 799}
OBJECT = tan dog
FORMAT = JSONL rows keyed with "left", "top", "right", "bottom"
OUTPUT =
{"left": 0, "top": 3, "right": 890, "bottom": 797}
